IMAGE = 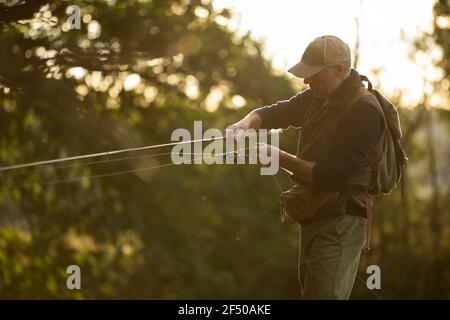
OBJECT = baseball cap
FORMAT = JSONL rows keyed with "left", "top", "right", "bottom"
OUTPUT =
{"left": 288, "top": 35, "right": 351, "bottom": 78}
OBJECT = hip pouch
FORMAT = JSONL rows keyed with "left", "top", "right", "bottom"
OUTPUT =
{"left": 280, "top": 184, "right": 338, "bottom": 224}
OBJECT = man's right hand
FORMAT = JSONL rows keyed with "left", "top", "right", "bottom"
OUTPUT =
{"left": 225, "top": 111, "right": 262, "bottom": 140}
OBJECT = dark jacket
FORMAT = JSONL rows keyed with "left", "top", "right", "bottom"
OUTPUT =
{"left": 255, "top": 69, "right": 384, "bottom": 220}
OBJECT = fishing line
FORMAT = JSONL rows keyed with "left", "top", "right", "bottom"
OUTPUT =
{"left": 16, "top": 146, "right": 259, "bottom": 188}
{"left": 4, "top": 151, "right": 201, "bottom": 178}
{"left": 0, "top": 129, "right": 282, "bottom": 173}
{"left": 0, "top": 136, "right": 227, "bottom": 172}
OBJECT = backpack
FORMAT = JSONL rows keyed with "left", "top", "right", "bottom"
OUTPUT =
{"left": 361, "top": 75, "right": 408, "bottom": 197}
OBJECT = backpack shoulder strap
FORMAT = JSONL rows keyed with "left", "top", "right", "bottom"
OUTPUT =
{"left": 360, "top": 74, "right": 373, "bottom": 91}
{"left": 342, "top": 86, "right": 371, "bottom": 115}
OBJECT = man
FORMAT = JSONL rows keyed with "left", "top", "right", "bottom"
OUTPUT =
{"left": 226, "top": 35, "right": 385, "bottom": 299}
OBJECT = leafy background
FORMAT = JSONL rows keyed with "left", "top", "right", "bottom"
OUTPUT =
{"left": 0, "top": 0, "right": 449, "bottom": 299}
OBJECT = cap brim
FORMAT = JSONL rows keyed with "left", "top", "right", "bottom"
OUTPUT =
{"left": 287, "top": 62, "right": 323, "bottom": 78}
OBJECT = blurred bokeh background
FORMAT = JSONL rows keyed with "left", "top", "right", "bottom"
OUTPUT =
{"left": 0, "top": 0, "right": 449, "bottom": 299}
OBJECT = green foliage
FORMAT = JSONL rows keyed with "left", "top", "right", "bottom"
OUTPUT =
{"left": 0, "top": 0, "right": 299, "bottom": 299}
{"left": 0, "top": 0, "right": 449, "bottom": 299}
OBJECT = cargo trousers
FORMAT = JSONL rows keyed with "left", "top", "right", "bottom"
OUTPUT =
{"left": 298, "top": 214, "right": 367, "bottom": 300}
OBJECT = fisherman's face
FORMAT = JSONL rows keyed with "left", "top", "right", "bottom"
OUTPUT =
{"left": 303, "top": 65, "right": 345, "bottom": 98}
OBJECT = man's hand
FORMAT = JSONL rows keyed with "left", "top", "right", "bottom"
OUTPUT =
{"left": 225, "top": 111, "right": 262, "bottom": 140}
{"left": 258, "top": 143, "right": 316, "bottom": 183}
{"left": 257, "top": 143, "right": 291, "bottom": 170}
{"left": 257, "top": 142, "right": 279, "bottom": 167}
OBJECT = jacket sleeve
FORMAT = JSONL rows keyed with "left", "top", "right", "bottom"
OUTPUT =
{"left": 254, "top": 89, "right": 312, "bottom": 130}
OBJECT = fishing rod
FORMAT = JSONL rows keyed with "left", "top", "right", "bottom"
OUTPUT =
{"left": 4, "top": 151, "right": 180, "bottom": 178}
{"left": 0, "top": 136, "right": 227, "bottom": 173}
{"left": 0, "top": 129, "right": 282, "bottom": 173}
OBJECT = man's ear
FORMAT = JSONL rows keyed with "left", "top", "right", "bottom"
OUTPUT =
{"left": 335, "top": 64, "right": 345, "bottom": 77}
